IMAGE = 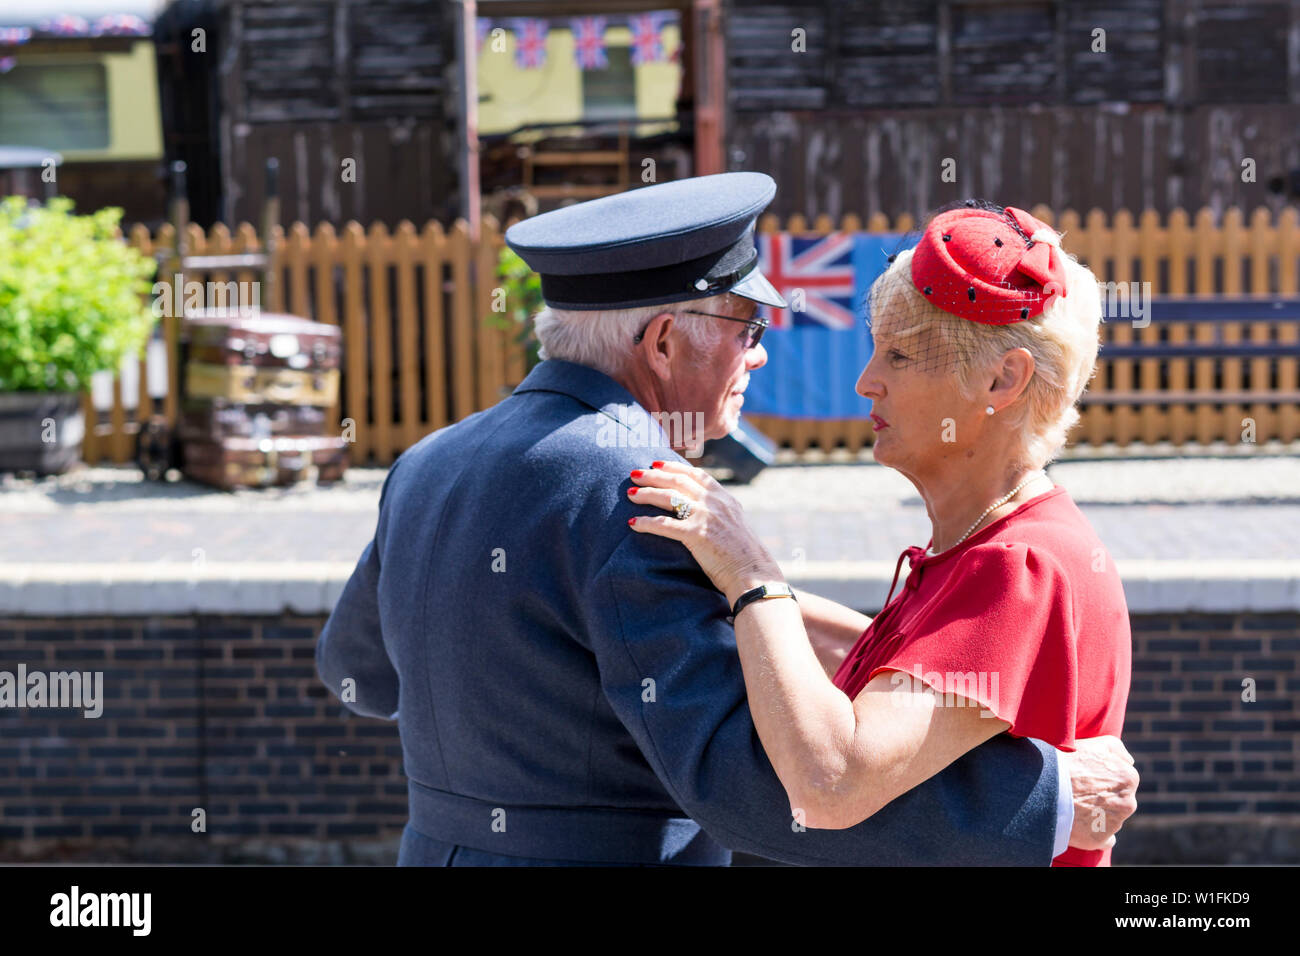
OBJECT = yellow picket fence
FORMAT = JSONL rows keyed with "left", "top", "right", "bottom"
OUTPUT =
{"left": 82, "top": 217, "right": 525, "bottom": 466}
{"left": 81, "top": 205, "right": 1300, "bottom": 467}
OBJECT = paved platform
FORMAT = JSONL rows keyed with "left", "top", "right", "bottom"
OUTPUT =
{"left": 2, "top": 455, "right": 1298, "bottom": 614}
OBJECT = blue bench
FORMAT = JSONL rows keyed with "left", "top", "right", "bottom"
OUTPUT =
{"left": 1084, "top": 296, "right": 1299, "bottom": 406}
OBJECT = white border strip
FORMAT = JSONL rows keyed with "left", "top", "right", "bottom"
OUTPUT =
{"left": 0, "top": 560, "right": 1298, "bottom": 616}
{"left": 0, "top": 563, "right": 354, "bottom": 616}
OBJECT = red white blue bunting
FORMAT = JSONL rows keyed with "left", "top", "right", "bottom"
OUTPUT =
{"left": 629, "top": 13, "right": 669, "bottom": 65}
{"left": 476, "top": 12, "right": 678, "bottom": 71}
{"left": 510, "top": 18, "right": 548, "bottom": 69}
{"left": 0, "top": 15, "right": 149, "bottom": 40}
{"left": 570, "top": 17, "right": 608, "bottom": 70}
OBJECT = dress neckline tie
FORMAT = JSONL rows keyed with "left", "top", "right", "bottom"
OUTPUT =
{"left": 869, "top": 543, "right": 930, "bottom": 642}
{"left": 883, "top": 543, "right": 929, "bottom": 609}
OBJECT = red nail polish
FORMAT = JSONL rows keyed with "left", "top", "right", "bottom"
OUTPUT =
{"left": 628, "top": 517, "right": 636, "bottom": 526}
{"left": 630, "top": 470, "right": 643, "bottom": 479}
{"left": 628, "top": 488, "right": 638, "bottom": 496}
{"left": 651, "top": 461, "right": 664, "bottom": 469}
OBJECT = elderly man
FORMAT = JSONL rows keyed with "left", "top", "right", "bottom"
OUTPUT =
{"left": 316, "top": 173, "right": 1138, "bottom": 866}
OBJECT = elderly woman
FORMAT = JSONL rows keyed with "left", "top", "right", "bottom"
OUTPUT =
{"left": 629, "top": 201, "right": 1133, "bottom": 866}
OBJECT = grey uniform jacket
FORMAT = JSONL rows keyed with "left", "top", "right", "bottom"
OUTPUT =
{"left": 316, "top": 358, "right": 1062, "bottom": 865}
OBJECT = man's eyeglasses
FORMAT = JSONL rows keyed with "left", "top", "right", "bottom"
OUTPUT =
{"left": 633, "top": 309, "right": 768, "bottom": 350}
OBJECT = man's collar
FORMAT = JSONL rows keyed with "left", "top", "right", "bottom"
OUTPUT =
{"left": 512, "top": 359, "right": 674, "bottom": 444}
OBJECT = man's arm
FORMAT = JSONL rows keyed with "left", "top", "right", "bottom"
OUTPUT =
{"left": 586, "top": 533, "right": 1061, "bottom": 866}
{"left": 315, "top": 459, "right": 404, "bottom": 720}
{"left": 793, "top": 596, "right": 1137, "bottom": 852}
{"left": 316, "top": 537, "right": 398, "bottom": 719}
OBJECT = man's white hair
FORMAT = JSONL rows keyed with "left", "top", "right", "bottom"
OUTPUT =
{"left": 532, "top": 292, "right": 736, "bottom": 377}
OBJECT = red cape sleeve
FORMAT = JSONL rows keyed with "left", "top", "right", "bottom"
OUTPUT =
{"left": 867, "top": 541, "right": 1080, "bottom": 750}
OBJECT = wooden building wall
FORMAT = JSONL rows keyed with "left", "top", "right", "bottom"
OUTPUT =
{"left": 725, "top": 0, "right": 1300, "bottom": 221}
{"left": 156, "top": 0, "right": 459, "bottom": 229}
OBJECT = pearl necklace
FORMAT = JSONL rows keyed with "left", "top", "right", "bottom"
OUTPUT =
{"left": 925, "top": 470, "right": 1049, "bottom": 557}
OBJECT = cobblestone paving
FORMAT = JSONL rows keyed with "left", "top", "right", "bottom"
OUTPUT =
{"left": 2, "top": 456, "right": 1297, "bottom": 565}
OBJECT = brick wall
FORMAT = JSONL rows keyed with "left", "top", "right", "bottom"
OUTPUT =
{"left": 1, "top": 612, "right": 1297, "bottom": 864}
{"left": 1122, "top": 613, "right": 1300, "bottom": 863}
{"left": 0, "top": 614, "right": 403, "bottom": 863}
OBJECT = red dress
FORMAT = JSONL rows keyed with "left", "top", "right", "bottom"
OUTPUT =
{"left": 831, "top": 485, "right": 1132, "bottom": 867}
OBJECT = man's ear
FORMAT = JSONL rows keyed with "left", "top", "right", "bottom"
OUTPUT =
{"left": 637, "top": 311, "right": 677, "bottom": 379}
{"left": 988, "top": 347, "right": 1035, "bottom": 406}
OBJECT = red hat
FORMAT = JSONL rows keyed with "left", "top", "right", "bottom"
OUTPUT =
{"left": 910, "top": 204, "right": 1068, "bottom": 325}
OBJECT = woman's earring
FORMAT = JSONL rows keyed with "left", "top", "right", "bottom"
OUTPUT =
{"left": 985, "top": 405, "right": 995, "bottom": 416}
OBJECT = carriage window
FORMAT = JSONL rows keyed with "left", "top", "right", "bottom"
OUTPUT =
{"left": 581, "top": 45, "right": 637, "bottom": 120}
{"left": 0, "top": 62, "right": 110, "bottom": 150}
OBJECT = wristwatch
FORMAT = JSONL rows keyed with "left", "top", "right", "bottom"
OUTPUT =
{"left": 730, "top": 582, "right": 797, "bottom": 620}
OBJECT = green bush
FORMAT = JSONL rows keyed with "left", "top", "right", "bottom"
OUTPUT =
{"left": 488, "top": 246, "right": 542, "bottom": 373}
{"left": 0, "top": 196, "right": 157, "bottom": 393}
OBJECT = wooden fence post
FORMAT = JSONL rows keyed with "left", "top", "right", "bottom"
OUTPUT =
{"left": 1221, "top": 207, "right": 1246, "bottom": 443}
{"left": 447, "top": 221, "right": 475, "bottom": 426}
{"left": 1166, "top": 208, "right": 1193, "bottom": 444}
{"left": 420, "top": 221, "right": 449, "bottom": 434}
{"left": 1136, "top": 208, "right": 1164, "bottom": 444}
{"left": 1280, "top": 208, "right": 1300, "bottom": 442}
{"left": 1077, "top": 209, "right": 1113, "bottom": 445}
{"left": 366, "top": 221, "right": 394, "bottom": 463}
{"left": 1193, "top": 207, "right": 1219, "bottom": 444}
{"left": 1111, "top": 208, "right": 1138, "bottom": 446}
{"left": 341, "top": 222, "right": 370, "bottom": 464}
{"left": 394, "top": 220, "right": 421, "bottom": 453}
{"left": 310, "top": 222, "right": 341, "bottom": 436}
{"left": 1247, "top": 207, "right": 1275, "bottom": 443}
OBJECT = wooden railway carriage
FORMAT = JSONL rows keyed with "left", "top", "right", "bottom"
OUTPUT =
{"left": 152, "top": 0, "right": 462, "bottom": 230}
{"left": 723, "top": 0, "right": 1300, "bottom": 224}
{"left": 0, "top": 1, "right": 168, "bottom": 227}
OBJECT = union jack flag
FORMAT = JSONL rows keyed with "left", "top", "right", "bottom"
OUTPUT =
{"left": 629, "top": 13, "right": 666, "bottom": 65}
{"left": 0, "top": 27, "right": 32, "bottom": 46}
{"left": 757, "top": 233, "right": 858, "bottom": 330}
{"left": 510, "top": 18, "right": 547, "bottom": 69}
{"left": 570, "top": 17, "right": 608, "bottom": 70}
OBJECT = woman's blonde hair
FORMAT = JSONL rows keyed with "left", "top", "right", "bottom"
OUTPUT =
{"left": 868, "top": 245, "right": 1102, "bottom": 469}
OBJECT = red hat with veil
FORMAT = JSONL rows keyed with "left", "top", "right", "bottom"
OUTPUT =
{"left": 909, "top": 203, "right": 1069, "bottom": 325}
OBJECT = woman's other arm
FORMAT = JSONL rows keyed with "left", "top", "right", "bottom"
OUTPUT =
{"left": 725, "top": 587, "right": 1010, "bottom": 830}
{"left": 795, "top": 589, "right": 871, "bottom": 678}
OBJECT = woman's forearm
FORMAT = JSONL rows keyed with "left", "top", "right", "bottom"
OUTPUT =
{"left": 795, "top": 589, "right": 872, "bottom": 678}
{"left": 727, "top": 583, "right": 859, "bottom": 821}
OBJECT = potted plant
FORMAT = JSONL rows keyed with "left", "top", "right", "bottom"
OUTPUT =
{"left": 489, "top": 245, "right": 543, "bottom": 383}
{"left": 0, "top": 196, "right": 156, "bottom": 474}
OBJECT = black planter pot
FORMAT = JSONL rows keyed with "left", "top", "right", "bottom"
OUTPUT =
{"left": 0, "top": 391, "right": 85, "bottom": 475}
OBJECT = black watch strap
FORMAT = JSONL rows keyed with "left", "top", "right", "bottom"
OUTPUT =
{"left": 730, "top": 582, "right": 797, "bottom": 620}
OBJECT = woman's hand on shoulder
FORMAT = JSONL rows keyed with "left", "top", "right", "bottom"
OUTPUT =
{"left": 627, "top": 460, "right": 781, "bottom": 604}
